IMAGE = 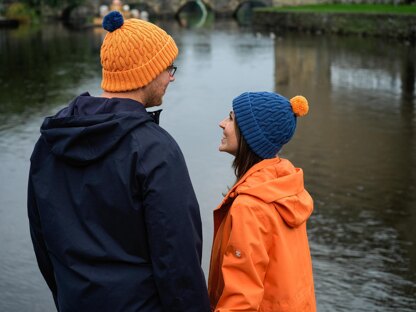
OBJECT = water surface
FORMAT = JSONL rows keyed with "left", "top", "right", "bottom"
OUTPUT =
{"left": 0, "top": 20, "right": 415, "bottom": 311}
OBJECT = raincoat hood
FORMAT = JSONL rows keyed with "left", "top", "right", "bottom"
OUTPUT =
{"left": 225, "top": 158, "right": 313, "bottom": 228}
{"left": 40, "top": 93, "right": 157, "bottom": 166}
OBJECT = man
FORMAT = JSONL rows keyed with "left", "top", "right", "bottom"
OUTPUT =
{"left": 27, "top": 11, "right": 210, "bottom": 312}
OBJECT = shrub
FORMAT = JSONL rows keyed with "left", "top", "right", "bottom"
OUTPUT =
{"left": 5, "top": 2, "right": 37, "bottom": 23}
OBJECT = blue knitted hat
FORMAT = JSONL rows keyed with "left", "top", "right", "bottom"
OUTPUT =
{"left": 232, "top": 92, "right": 309, "bottom": 159}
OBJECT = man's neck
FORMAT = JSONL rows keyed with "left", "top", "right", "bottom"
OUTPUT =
{"left": 100, "top": 90, "right": 146, "bottom": 106}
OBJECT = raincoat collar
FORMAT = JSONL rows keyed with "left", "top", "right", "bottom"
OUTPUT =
{"left": 215, "top": 158, "right": 282, "bottom": 210}
{"left": 215, "top": 157, "right": 313, "bottom": 228}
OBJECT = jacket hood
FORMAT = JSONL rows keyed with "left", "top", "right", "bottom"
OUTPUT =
{"left": 232, "top": 158, "right": 313, "bottom": 228}
{"left": 40, "top": 93, "right": 155, "bottom": 166}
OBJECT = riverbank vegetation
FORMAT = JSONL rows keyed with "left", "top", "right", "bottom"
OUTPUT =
{"left": 3, "top": 2, "right": 37, "bottom": 23}
{"left": 253, "top": 4, "right": 416, "bottom": 41}
{"left": 257, "top": 4, "right": 416, "bottom": 15}
{"left": 1, "top": 0, "right": 85, "bottom": 23}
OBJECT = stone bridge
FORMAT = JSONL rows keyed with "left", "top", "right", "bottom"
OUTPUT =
{"left": 122, "top": 0, "right": 274, "bottom": 16}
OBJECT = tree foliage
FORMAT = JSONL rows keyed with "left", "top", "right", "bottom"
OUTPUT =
{"left": 15, "top": 0, "right": 86, "bottom": 9}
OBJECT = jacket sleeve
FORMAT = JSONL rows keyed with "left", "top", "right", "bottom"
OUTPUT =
{"left": 215, "top": 197, "right": 271, "bottom": 312}
{"left": 137, "top": 132, "right": 210, "bottom": 312}
{"left": 27, "top": 173, "right": 59, "bottom": 309}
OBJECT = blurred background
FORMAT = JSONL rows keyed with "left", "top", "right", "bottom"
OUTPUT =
{"left": 0, "top": 0, "right": 415, "bottom": 311}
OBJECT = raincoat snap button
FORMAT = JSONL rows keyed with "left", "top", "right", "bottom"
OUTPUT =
{"left": 235, "top": 250, "right": 241, "bottom": 258}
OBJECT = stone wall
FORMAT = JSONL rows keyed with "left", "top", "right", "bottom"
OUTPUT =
{"left": 253, "top": 10, "right": 416, "bottom": 41}
{"left": 123, "top": 0, "right": 273, "bottom": 16}
{"left": 88, "top": 0, "right": 412, "bottom": 16}
{"left": 272, "top": 0, "right": 410, "bottom": 5}
{"left": 272, "top": 0, "right": 327, "bottom": 5}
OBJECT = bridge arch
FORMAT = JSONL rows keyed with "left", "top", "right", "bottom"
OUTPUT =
{"left": 176, "top": 1, "right": 212, "bottom": 28}
{"left": 234, "top": 1, "right": 268, "bottom": 25}
{"left": 127, "top": 0, "right": 272, "bottom": 17}
{"left": 234, "top": 0, "right": 268, "bottom": 14}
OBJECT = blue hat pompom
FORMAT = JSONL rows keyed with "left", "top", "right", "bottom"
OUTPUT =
{"left": 103, "top": 11, "right": 124, "bottom": 32}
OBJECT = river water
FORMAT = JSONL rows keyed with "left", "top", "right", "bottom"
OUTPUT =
{"left": 0, "top": 19, "right": 415, "bottom": 311}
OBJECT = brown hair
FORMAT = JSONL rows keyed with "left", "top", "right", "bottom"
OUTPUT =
{"left": 232, "top": 123, "right": 263, "bottom": 183}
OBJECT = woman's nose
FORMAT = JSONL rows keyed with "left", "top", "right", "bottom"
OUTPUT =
{"left": 219, "top": 119, "right": 226, "bottom": 129}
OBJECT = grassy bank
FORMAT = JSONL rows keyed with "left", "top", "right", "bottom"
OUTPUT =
{"left": 257, "top": 4, "right": 416, "bottom": 15}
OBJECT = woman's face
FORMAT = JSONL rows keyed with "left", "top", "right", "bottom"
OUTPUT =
{"left": 219, "top": 111, "right": 239, "bottom": 156}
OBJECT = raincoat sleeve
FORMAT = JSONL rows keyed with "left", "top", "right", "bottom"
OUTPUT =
{"left": 27, "top": 174, "right": 59, "bottom": 309}
{"left": 216, "top": 196, "right": 271, "bottom": 312}
{"left": 137, "top": 133, "right": 210, "bottom": 312}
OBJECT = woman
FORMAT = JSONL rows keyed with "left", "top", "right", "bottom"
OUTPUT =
{"left": 208, "top": 92, "right": 316, "bottom": 312}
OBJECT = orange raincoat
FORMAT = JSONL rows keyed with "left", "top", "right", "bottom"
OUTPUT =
{"left": 208, "top": 158, "right": 316, "bottom": 312}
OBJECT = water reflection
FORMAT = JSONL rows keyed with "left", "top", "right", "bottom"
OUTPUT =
{"left": 0, "top": 24, "right": 103, "bottom": 127}
{"left": 0, "top": 19, "right": 415, "bottom": 312}
{"left": 273, "top": 33, "right": 416, "bottom": 310}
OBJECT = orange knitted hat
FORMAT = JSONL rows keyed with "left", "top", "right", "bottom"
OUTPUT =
{"left": 100, "top": 11, "right": 178, "bottom": 92}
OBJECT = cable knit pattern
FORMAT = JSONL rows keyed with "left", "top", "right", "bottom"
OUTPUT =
{"left": 232, "top": 92, "right": 300, "bottom": 159}
{"left": 100, "top": 12, "right": 178, "bottom": 92}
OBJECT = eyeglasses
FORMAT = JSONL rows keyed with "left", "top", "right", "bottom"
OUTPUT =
{"left": 167, "top": 64, "right": 177, "bottom": 77}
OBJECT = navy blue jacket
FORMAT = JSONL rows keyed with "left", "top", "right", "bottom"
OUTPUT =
{"left": 28, "top": 93, "right": 210, "bottom": 312}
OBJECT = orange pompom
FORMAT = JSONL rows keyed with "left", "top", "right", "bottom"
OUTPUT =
{"left": 290, "top": 95, "right": 309, "bottom": 117}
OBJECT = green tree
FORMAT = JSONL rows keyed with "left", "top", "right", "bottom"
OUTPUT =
{"left": 3, "top": 0, "right": 87, "bottom": 21}
{"left": 12, "top": 0, "right": 86, "bottom": 11}
{"left": 25, "top": 0, "right": 85, "bottom": 8}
